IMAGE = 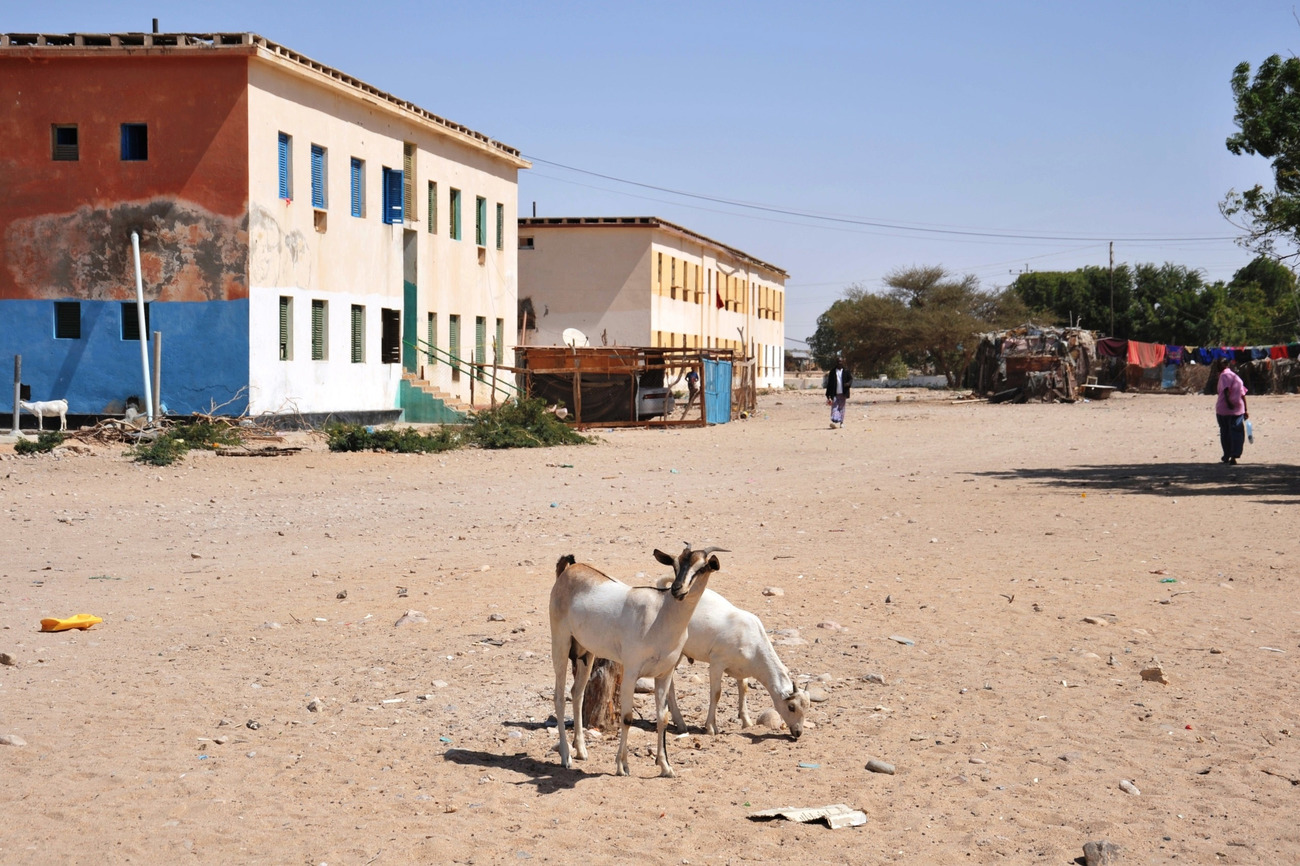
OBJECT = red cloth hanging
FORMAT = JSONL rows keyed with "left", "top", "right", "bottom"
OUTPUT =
{"left": 1126, "top": 340, "right": 1166, "bottom": 368}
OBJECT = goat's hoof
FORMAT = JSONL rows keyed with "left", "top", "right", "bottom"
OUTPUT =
{"left": 615, "top": 765, "right": 629, "bottom": 777}
{"left": 659, "top": 766, "right": 676, "bottom": 779}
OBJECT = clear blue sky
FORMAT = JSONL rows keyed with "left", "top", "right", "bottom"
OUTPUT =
{"left": 8, "top": 1, "right": 1295, "bottom": 344}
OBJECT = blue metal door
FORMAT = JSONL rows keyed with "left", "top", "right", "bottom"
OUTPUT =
{"left": 703, "top": 359, "right": 732, "bottom": 424}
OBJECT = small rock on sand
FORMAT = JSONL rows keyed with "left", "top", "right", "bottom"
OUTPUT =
{"left": 762, "top": 587, "right": 784, "bottom": 597}
{"left": 866, "top": 759, "right": 895, "bottom": 775}
{"left": 1119, "top": 779, "right": 1140, "bottom": 795}
{"left": 1083, "top": 840, "right": 1121, "bottom": 866}
{"left": 1140, "top": 665, "right": 1169, "bottom": 685}
{"left": 754, "top": 708, "right": 784, "bottom": 730}
{"left": 0, "top": 652, "right": 16, "bottom": 666}
{"left": 0, "top": 734, "right": 27, "bottom": 747}
{"left": 395, "top": 610, "right": 428, "bottom": 626}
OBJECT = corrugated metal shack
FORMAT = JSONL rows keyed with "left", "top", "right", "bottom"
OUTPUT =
{"left": 515, "top": 346, "right": 735, "bottom": 428}
{"left": 969, "top": 325, "right": 1097, "bottom": 402}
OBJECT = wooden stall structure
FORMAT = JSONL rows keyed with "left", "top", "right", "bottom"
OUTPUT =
{"left": 515, "top": 346, "right": 735, "bottom": 429}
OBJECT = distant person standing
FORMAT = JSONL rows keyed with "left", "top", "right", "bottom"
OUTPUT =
{"left": 824, "top": 358, "right": 852, "bottom": 428}
{"left": 1216, "top": 361, "right": 1249, "bottom": 465}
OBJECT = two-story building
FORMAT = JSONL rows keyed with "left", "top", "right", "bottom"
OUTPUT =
{"left": 516, "top": 216, "right": 787, "bottom": 389}
{"left": 0, "top": 32, "right": 527, "bottom": 423}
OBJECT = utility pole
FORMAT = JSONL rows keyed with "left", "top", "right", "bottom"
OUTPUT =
{"left": 1108, "top": 242, "right": 1115, "bottom": 336}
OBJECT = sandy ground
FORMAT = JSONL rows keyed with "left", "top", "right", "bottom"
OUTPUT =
{"left": 1, "top": 388, "right": 1299, "bottom": 865}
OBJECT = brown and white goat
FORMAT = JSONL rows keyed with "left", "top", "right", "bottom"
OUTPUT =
{"left": 549, "top": 544, "right": 725, "bottom": 777}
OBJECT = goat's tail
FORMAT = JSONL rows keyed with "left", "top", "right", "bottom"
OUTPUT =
{"left": 555, "top": 554, "right": 576, "bottom": 578}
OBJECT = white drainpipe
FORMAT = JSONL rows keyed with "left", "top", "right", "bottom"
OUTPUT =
{"left": 131, "top": 231, "right": 154, "bottom": 423}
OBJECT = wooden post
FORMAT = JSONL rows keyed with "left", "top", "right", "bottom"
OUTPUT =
{"left": 490, "top": 337, "right": 499, "bottom": 409}
{"left": 573, "top": 357, "right": 583, "bottom": 425}
{"left": 11, "top": 355, "right": 19, "bottom": 433}
{"left": 151, "top": 331, "right": 162, "bottom": 419}
{"left": 582, "top": 659, "right": 623, "bottom": 732}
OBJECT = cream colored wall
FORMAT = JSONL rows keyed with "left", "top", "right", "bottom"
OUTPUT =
{"left": 246, "top": 59, "right": 519, "bottom": 412}
{"left": 515, "top": 226, "right": 652, "bottom": 346}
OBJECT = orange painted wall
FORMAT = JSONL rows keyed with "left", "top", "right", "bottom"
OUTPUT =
{"left": 0, "top": 52, "right": 250, "bottom": 301}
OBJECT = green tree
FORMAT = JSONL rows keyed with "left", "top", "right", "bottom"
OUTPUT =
{"left": 1223, "top": 54, "right": 1300, "bottom": 259}
{"left": 808, "top": 284, "right": 907, "bottom": 375}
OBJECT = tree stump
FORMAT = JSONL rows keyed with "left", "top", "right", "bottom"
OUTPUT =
{"left": 582, "top": 658, "right": 623, "bottom": 732}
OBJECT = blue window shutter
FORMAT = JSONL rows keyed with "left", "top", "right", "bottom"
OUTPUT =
{"left": 310, "top": 145, "right": 326, "bottom": 209}
{"left": 278, "top": 133, "right": 291, "bottom": 200}
{"left": 350, "top": 158, "right": 362, "bottom": 217}
{"left": 382, "top": 168, "right": 404, "bottom": 224}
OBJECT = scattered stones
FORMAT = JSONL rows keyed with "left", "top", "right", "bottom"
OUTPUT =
{"left": 0, "top": 652, "right": 16, "bottom": 666}
{"left": 762, "top": 586, "right": 784, "bottom": 597}
{"left": 866, "top": 759, "right": 895, "bottom": 775}
{"left": 214, "top": 735, "right": 229, "bottom": 745}
{"left": 862, "top": 673, "right": 886, "bottom": 685}
{"left": 307, "top": 698, "right": 325, "bottom": 712}
{"left": 754, "top": 708, "right": 783, "bottom": 729}
{"left": 1118, "top": 779, "right": 1140, "bottom": 795}
{"left": 634, "top": 677, "right": 655, "bottom": 694}
{"left": 395, "top": 610, "right": 428, "bottom": 627}
{"left": 1140, "top": 665, "right": 1169, "bottom": 685}
{"left": 1082, "top": 616, "right": 1108, "bottom": 626}
{"left": 770, "top": 628, "right": 806, "bottom": 646}
{"left": 336, "top": 590, "right": 347, "bottom": 600}
{"left": 488, "top": 613, "right": 505, "bottom": 622}
{"left": 246, "top": 719, "right": 260, "bottom": 730}
{"left": 888, "top": 635, "right": 915, "bottom": 646}
{"left": 260, "top": 621, "right": 282, "bottom": 630}
{"left": 431, "top": 680, "right": 448, "bottom": 689}
{"left": 1083, "top": 840, "right": 1121, "bottom": 866}
{"left": 0, "top": 734, "right": 27, "bottom": 747}
{"left": 806, "top": 685, "right": 830, "bottom": 703}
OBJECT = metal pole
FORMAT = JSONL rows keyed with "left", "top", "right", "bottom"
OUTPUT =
{"left": 151, "top": 331, "right": 162, "bottom": 419}
{"left": 131, "top": 231, "right": 154, "bottom": 422}
{"left": 11, "top": 355, "right": 19, "bottom": 433}
{"left": 1109, "top": 241, "right": 1115, "bottom": 337}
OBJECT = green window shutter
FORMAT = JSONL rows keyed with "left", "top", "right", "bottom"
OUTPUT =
{"left": 428, "top": 182, "right": 437, "bottom": 234}
{"left": 475, "top": 197, "right": 486, "bottom": 246}
{"left": 475, "top": 316, "right": 486, "bottom": 381}
{"left": 449, "top": 189, "right": 461, "bottom": 240}
{"left": 279, "top": 296, "right": 291, "bottom": 360}
{"left": 311, "top": 300, "right": 326, "bottom": 360}
{"left": 427, "top": 312, "right": 437, "bottom": 364}
{"left": 402, "top": 143, "right": 415, "bottom": 222}
{"left": 495, "top": 318, "right": 504, "bottom": 364}
{"left": 495, "top": 203, "right": 504, "bottom": 250}
{"left": 448, "top": 315, "right": 460, "bottom": 363}
{"left": 351, "top": 305, "right": 364, "bottom": 363}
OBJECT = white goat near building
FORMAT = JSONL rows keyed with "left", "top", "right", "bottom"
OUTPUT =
{"left": 549, "top": 544, "right": 725, "bottom": 777}
{"left": 661, "top": 585, "right": 810, "bottom": 738}
{"left": 18, "top": 399, "right": 68, "bottom": 432}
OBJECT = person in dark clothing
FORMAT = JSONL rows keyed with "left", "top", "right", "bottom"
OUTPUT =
{"left": 824, "top": 358, "right": 852, "bottom": 428}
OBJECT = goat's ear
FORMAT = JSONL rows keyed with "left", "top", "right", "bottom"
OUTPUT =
{"left": 653, "top": 549, "right": 675, "bottom": 567}
{"left": 707, "top": 555, "right": 721, "bottom": 571}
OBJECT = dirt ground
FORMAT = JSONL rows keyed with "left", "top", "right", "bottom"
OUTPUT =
{"left": 1, "top": 388, "right": 1298, "bottom": 865}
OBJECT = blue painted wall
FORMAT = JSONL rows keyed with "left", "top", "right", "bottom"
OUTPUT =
{"left": 1, "top": 299, "right": 250, "bottom": 416}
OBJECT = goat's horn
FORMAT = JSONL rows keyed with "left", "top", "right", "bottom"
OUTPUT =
{"left": 699, "top": 547, "right": 730, "bottom": 556}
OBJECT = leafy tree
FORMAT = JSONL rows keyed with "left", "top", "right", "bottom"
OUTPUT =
{"left": 1223, "top": 54, "right": 1300, "bottom": 259}
{"left": 810, "top": 267, "right": 1027, "bottom": 386}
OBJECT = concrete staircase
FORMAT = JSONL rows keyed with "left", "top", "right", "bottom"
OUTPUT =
{"left": 399, "top": 372, "right": 470, "bottom": 423}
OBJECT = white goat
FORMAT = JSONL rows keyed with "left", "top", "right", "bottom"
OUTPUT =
{"left": 550, "top": 544, "right": 725, "bottom": 777}
{"left": 662, "top": 586, "right": 810, "bottom": 737}
{"left": 19, "top": 399, "right": 68, "bottom": 432}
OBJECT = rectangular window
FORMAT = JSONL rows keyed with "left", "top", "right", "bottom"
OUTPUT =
{"left": 51, "top": 125, "right": 78, "bottom": 161}
{"left": 427, "top": 312, "right": 437, "bottom": 364}
{"left": 120, "top": 123, "right": 148, "bottom": 161}
{"left": 350, "top": 158, "right": 364, "bottom": 217}
{"left": 495, "top": 317, "right": 504, "bottom": 363}
{"left": 278, "top": 132, "right": 292, "bottom": 200}
{"left": 449, "top": 188, "right": 461, "bottom": 239}
{"left": 427, "top": 182, "right": 437, "bottom": 234}
{"left": 278, "top": 296, "right": 293, "bottom": 360}
{"left": 402, "top": 143, "right": 416, "bottom": 222}
{"left": 310, "top": 145, "right": 327, "bottom": 209}
{"left": 350, "top": 305, "right": 366, "bottom": 363}
{"left": 670, "top": 259, "right": 677, "bottom": 300}
{"left": 120, "top": 302, "right": 150, "bottom": 341}
{"left": 54, "top": 302, "right": 81, "bottom": 339}
{"left": 519, "top": 236, "right": 534, "bottom": 250}
{"left": 381, "top": 167, "right": 404, "bottom": 224}
{"left": 657, "top": 253, "right": 663, "bottom": 294}
{"left": 381, "top": 308, "right": 401, "bottom": 364}
{"left": 311, "top": 299, "right": 328, "bottom": 360}
{"left": 448, "top": 314, "right": 461, "bottom": 381}
{"left": 495, "top": 202, "right": 504, "bottom": 250}
{"left": 475, "top": 197, "right": 487, "bottom": 246}
{"left": 474, "top": 316, "right": 486, "bottom": 381}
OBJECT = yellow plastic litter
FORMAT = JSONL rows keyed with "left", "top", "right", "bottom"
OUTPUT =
{"left": 40, "top": 614, "right": 103, "bottom": 632}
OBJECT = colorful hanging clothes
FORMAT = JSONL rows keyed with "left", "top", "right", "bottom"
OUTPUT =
{"left": 1270, "top": 345, "right": 1287, "bottom": 360}
{"left": 1126, "top": 340, "right": 1166, "bottom": 368}
{"left": 1095, "top": 338, "right": 1128, "bottom": 358}
{"left": 1164, "top": 346, "right": 1183, "bottom": 365}
{"left": 1251, "top": 347, "right": 1268, "bottom": 360}
{"left": 1289, "top": 343, "right": 1300, "bottom": 359}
